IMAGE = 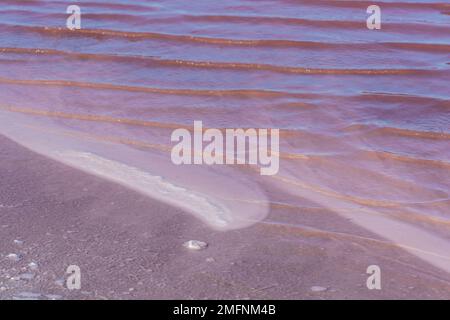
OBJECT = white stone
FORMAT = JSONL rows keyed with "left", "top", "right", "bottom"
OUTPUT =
{"left": 311, "top": 286, "right": 328, "bottom": 292}
{"left": 13, "top": 239, "right": 24, "bottom": 245}
{"left": 183, "top": 240, "right": 208, "bottom": 251}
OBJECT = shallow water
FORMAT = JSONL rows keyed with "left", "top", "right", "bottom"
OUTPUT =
{"left": 0, "top": 1, "right": 449, "bottom": 272}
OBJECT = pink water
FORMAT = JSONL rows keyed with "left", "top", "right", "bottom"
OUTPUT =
{"left": 0, "top": 1, "right": 449, "bottom": 273}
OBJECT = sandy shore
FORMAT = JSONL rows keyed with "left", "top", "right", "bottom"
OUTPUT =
{"left": 1, "top": 134, "right": 450, "bottom": 300}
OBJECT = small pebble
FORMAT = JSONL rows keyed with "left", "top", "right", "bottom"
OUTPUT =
{"left": 6, "top": 253, "right": 22, "bottom": 262}
{"left": 19, "top": 273, "right": 35, "bottom": 281}
{"left": 311, "top": 286, "right": 328, "bottom": 292}
{"left": 54, "top": 279, "right": 65, "bottom": 287}
{"left": 46, "top": 294, "right": 62, "bottom": 300}
{"left": 183, "top": 240, "right": 208, "bottom": 251}
{"left": 13, "top": 292, "right": 41, "bottom": 300}
{"left": 13, "top": 239, "right": 24, "bottom": 245}
{"left": 206, "top": 257, "right": 215, "bottom": 263}
{"left": 28, "top": 262, "right": 39, "bottom": 270}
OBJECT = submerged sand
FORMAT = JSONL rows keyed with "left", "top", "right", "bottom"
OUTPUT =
{"left": 1, "top": 135, "right": 450, "bottom": 300}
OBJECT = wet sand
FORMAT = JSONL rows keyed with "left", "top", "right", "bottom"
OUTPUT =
{"left": 1, "top": 135, "right": 450, "bottom": 300}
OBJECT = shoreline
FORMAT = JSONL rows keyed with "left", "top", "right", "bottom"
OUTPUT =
{"left": 1, "top": 134, "right": 450, "bottom": 299}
